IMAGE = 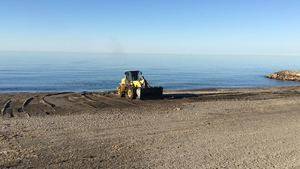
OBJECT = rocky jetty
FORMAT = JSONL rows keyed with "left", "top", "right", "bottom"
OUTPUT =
{"left": 267, "top": 70, "right": 300, "bottom": 81}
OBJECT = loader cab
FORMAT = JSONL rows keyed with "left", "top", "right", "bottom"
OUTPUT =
{"left": 125, "top": 71, "right": 142, "bottom": 82}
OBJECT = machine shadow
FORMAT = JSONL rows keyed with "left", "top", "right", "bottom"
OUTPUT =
{"left": 163, "top": 93, "right": 199, "bottom": 100}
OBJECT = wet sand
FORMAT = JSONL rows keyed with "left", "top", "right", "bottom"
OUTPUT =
{"left": 1, "top": 86, "right": 300, "bottom": 168}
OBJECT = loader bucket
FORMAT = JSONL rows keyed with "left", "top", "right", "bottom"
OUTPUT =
{"left": 138, "top": 87, "right": 163, "bottom": 100}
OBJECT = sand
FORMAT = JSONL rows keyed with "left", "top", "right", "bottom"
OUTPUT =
{"left": 0, "top": 87, "right": 300, "bottom": 168}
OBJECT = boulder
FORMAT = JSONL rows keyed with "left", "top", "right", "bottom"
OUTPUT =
{"left": 266, "top": 70, "right": 300, "bottom": 81}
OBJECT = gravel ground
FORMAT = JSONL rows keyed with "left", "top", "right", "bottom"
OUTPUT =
{"left": 0, "top": 87, "right": 300, "bottom": 168}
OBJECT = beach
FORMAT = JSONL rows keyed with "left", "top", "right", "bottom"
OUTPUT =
{"left": 2, "top": 0, "right": 300, "bottom": 168}
{"left": 1, "top": 86, "right": 299, "bottom": 168}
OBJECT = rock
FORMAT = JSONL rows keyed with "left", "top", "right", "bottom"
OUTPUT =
{"left": 266, "top": 70, "right": 300, "bottom": 82}
{"left": 174, "top": 107, "right": 182, "bottom": 111}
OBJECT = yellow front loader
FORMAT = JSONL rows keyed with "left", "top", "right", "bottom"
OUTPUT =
{"left": 117, "top": 71, "right": 163, "bottom": 100}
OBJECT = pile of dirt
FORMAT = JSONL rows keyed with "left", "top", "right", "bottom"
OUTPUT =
{"left": 2, "top": 87, "right": 300, "bottom": 119}
{"left": 0, "top": 92, "right": 177, "bottom": 118}
{"left": 267, "top": 70, "right": 300, "bottom": 81}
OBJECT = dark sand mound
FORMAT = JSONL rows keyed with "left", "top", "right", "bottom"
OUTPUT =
{"left": 267, "top": 70, "right": 300, "bottom": 81}
{"left": 2, "top": 86, "right": 300, "bottom": 118}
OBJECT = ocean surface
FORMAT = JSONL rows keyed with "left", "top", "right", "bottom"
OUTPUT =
{"left": 0, "top": 52, "right": 300, "bottom": 93}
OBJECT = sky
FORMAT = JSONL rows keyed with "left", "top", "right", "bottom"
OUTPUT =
{"left": 0, "top": 0, "right": 300, "bottom": 55}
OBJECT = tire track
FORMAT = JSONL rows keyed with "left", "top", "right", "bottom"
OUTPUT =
{"left": 91, "top": 93, "right": 137, "bottom": 106}
{"left": 81, "top": 92, "right": 97, "bottom": 102}
{"left": 1, "top": 99, "right": 13, "bottom": 117}
{"left": 41, "top": 92, "right": 73, "bottom": 111}
{"left": 18, "top": 97, "right": 34, "bottom": 117}
{"left": 66, "top": 93, "right": 110, "bottom": 110}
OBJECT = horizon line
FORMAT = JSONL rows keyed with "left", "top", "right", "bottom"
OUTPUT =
{"left": 0, "top": 50, "right": 299, "bottom": 56}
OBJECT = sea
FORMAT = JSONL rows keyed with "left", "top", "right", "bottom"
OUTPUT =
{"left": 0, "top": 52, "right": 299, "bottom": 93}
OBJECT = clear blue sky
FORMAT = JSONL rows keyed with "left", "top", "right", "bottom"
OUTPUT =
{"left": 0, "top": 0, "right": 300, "bottom": 54}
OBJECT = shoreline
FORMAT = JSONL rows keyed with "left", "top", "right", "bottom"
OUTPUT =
{"left": 1, "top": 85, "right": 300, "bottom": 94}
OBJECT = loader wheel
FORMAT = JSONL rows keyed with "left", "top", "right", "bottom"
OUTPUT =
{"left": 117, "top": 86, "right": 124, "bottom": 97}
{"left": 136, "top": 88, "right": 141, "bottom": 99}
{"left": 126, "top": 87, "right": 136, "bottom": 100}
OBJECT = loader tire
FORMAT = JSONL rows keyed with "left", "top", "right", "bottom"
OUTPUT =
{"left": 126, "top": 87, "right": 136, "bottom": 100}
{"left": 136, "top": 88, "right": 141, "bottom": 99}
{"left": 117, "top": 86, "right": 124, "bottom": 97}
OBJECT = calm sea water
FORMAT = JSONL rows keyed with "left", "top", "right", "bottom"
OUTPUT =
{"left": 0, "top": 52, "right": 299, "bottom": 93}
